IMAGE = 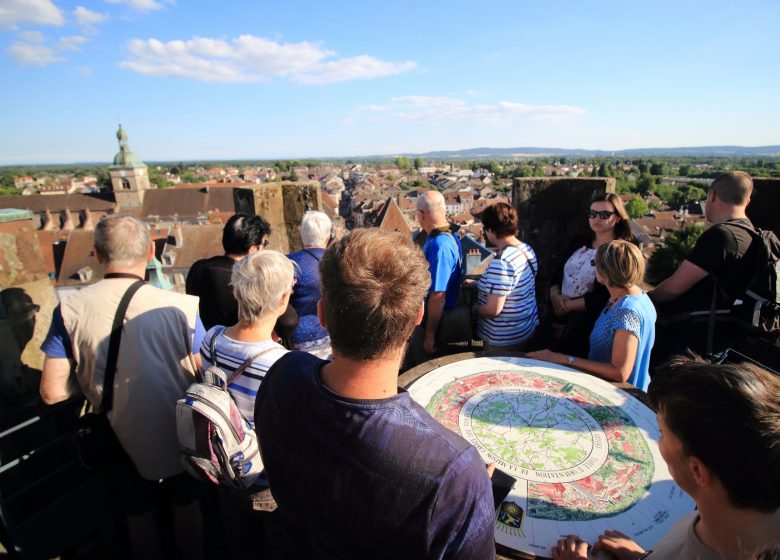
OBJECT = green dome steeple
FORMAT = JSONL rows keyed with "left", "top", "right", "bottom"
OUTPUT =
{"left": 110, "top": 124, "right": 147, "bottom": 168}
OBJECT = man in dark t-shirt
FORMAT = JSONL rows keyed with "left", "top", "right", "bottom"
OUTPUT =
{"left": 255, "top": 229, "right": 496, "bottom": 559}
{"left": 186, "top": 213, "right": 297, "bottom": 338}
{"left": 650, "top": 171, "right": 760, "bottom": 358}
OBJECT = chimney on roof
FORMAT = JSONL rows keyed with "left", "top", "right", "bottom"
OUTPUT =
{"left": 42, "top": 209, "right": 55, "bottom": 231}
{"left": 173, "top": 223, "right": 183, "bottom": 248}
{"left": 81, "top": 208, "right": 95, "bottom": 230}
{"left": 61, "top": 209, "right": 75, "bottom": 231}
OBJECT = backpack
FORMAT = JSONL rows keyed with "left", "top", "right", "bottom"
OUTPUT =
{"left": 719, "top": 222, "right": 780, "bottom": 337}
{"left": 176, "top": 327, "right": 271, "bottom": 489}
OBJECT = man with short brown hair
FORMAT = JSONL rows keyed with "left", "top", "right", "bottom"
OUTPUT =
{"left": 255, "top": 228, "right": 495, "bottom": 559}
{"left": 650, "top": 171, "right": 764, "bottom": 358}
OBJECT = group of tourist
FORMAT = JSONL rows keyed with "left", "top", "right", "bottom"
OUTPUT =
{"left": 34, "top": 170, "right": 779, "bottom": 559}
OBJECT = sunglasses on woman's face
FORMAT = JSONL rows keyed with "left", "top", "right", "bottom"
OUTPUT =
{"left": 587, "top": 210, "right": 616, "bottom": 220}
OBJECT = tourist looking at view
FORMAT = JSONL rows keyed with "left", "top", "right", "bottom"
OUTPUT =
{"left": 287, "top": 210, "right": 333, "bottom": 359}
{"left": 547, "top": 192, "right": 633, "bottom": 356}
{"left": 474, "top": 202, "right": 539, "bottom": 351}
{"left": 529, "top": 240, "right": 656, "bottom": 392}
{"left": 549, "top": 356, "right": 780, "bottom": 560}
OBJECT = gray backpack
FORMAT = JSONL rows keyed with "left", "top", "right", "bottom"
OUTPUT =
{"left": 176, "top": 327, "right": 270, "bottom": 489}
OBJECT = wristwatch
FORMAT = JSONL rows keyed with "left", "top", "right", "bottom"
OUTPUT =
{"left": 566, "top": 356, "right": 575, "bottom": 366}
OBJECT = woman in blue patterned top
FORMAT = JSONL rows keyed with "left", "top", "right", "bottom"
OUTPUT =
{"left": 475, "top": 202, "right": 539, "bottom": 351}
{"left": 287, "top": 211, "right": 333, "bottom": 359}
{"left": 529, "top": 240, "right": 656, "bottom": 391}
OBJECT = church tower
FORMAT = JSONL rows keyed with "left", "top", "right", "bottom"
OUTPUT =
{"left": 109, "top": 125, "right": 150, "bottom": 208}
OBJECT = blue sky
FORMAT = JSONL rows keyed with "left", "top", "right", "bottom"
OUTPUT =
{"left": 1, "top": 0, "right": 779, "bottom": 163}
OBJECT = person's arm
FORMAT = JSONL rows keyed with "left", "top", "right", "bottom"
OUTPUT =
{"left": 650, "top": 260, "right": 709, "bottom": 303}
{"left": 476, "top": 293, "right": 506, "bottom": 318}
{"left": 424, "top": 291, "right": 446, "bottom": 354}
{"left": 549, "top": 284, "right": 569, "bottom": 316}
{"left": 432, "top": 448, "right": 496, "bottom": 560}
{"left": 592, "top": 530, "right": 647, "bottom": 560}
{"left": 40, "top": 356, "right": 76, "bottom": 404}
{"left": 527, "top": 328, "right": 639, "bottom": 383}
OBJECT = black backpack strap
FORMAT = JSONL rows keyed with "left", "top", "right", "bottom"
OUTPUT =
{"left": 101, "top": 280, "right": 145, "bottom": 413}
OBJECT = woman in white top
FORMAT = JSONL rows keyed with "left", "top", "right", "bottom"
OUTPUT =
{"left": 475, "top": 202, "right": 539, "bottom": 351}
{"left": 547, "top": 192, "right": 633, "bottom": 356}
{"left": 199, "top": 250, "right": 293, "bottom": 422}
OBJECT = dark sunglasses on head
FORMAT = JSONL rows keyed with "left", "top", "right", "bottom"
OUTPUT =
{"left": 262, "top": 239, "right": 270, "bottom": 248}
{"left": 587, "top": 210, "right": 616, "bottom": 219}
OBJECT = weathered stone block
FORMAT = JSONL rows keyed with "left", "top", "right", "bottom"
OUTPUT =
{"left": 512, "top": 177, "right": 615, "bottom": 308}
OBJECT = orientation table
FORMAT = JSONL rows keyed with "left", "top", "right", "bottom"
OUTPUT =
{"left": 400, "top": 352, "right": 695, "bottom": 560}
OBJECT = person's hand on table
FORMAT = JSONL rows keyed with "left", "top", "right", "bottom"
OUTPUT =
{"left": 551, "top": 534, "right": 590, "bottom": 560}
{"left": 486, "top": 462, "right": 496, "bottom": 478}
{"left": 526, "top": 349, "right": 567, "bottom": 366}
{"left": 593, "top": 530, "right": 646, "bottom": 560}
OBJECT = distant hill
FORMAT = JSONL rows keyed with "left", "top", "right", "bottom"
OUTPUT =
{"left": 407, "top": 145, "right": 780, "bottom": 159}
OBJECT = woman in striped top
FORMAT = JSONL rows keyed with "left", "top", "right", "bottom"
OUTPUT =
{"left": 199, "top": 250, "right": 293, "bottom": 422}
{"left": 475, "top": 202, "right": 539, "bottom": 351}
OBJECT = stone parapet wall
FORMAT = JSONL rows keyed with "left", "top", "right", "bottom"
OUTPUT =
{"left": 233, "top": 182, "right": 322, "bottom": 253}
{"left": 512, "top": 177, "right": 615, "bottom": 286}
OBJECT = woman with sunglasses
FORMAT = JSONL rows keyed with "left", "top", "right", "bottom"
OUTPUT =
{"left": 547, "top": 192, "right": 633, "bottom": 356}
{"left": 529, "top": 240, "right": 656, "bottom": 392}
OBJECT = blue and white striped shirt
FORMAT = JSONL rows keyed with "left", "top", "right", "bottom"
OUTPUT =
{"left": 476, "top": 243, "right": 539, "bottom": 346}
{"left": 200, "top": 327, "right": 288, "bottom": 423}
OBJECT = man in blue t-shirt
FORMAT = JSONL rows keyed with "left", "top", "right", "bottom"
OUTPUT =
{"left": 407, "top": 190, "right": 462, "bottom": 366}
{"left": 255, "top": 229, "right": 495, "bottom": 559}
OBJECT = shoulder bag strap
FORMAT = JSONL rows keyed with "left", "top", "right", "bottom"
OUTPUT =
{"left": 302, "top": 248, "right": 322, "bottom": 262}
{"left": 101, "top": 280, "right": 145, "bottom": 413}
{"left": 226, "top": 345, "right": 283, "bottom": 386}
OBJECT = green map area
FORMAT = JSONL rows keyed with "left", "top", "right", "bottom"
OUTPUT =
{"left": 470, "top": 392, "right": 592, "bottom": 471}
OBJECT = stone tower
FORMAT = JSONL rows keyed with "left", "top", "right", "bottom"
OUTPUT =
{"left": 109, "top": 125, "right": 150, "bottom": 209}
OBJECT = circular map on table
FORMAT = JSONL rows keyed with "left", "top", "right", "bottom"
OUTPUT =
{"left": 407, "top": 357, "right": 695, "bottom": 558}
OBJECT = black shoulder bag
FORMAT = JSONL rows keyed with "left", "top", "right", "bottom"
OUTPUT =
{"left": 77, "top": 280, "right": 145, "bottom": 471}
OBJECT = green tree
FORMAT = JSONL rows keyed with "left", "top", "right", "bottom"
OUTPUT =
{"left": 635, "top": 175, "right": 656, "bottom": 196}
{"left": 625, "top": 197, "right": 649, "bottom": 218}
{"left": 413, "top": 157, "right": 424, "bottom": 170}
{"left": 394, "top": 156, "right": 411, "bottom": 170}
{"left": 646, "top": 223, "right": 706, "bottom": 284}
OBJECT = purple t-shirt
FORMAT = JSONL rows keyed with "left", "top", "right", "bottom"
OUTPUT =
{"left": 255, "top": 351, "right": 496, "bottom": 559}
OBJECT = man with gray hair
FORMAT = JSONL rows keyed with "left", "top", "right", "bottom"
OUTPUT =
{"left": 40, "top": 214, "right": 205, "bottom": 560}
{"left": 408, "top": 190, "right": 463, "bottom": 366}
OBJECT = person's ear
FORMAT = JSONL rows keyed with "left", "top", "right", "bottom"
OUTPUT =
{"left": 688, "top": 455, "right": 711, "bottom": 488}
{"left": 317, "top": 299, "right": 328, "bottom": 329}
{"left": 415, "top": 303, "right": 425, "bottom": 326}
{"left": 147, "top": 240, "right": 155, "bottom": 261}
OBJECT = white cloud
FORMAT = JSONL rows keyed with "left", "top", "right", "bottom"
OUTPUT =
{"left": 74, "top": 6, "right": 108, "bottom": 26}
{"left": 77, "top": 65, "right": 93, "bottom": 75}
{"left": 0, "top": 0, "right": 64, "bottom": 29}
{"left": 57, "top": 35, "right": 88, "bottom": 51}
{"left": 7, "top": 41, "right": 64, "bottom": 66}
{"left": 355, "top": 96, "right": 586, "bottom": 126}
{"left": 19, "top": 30, "right": 45, "bottom": 43}
{"left": 105, "top": 0, "right": 164, "bottom": 12}
{"left": 119, "top": 34, "right": 416, "bottom": 85}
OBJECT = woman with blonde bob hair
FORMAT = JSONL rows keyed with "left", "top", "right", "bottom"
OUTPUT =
{"left": 199, "top": 250, "right": 294, "bottom": 421}
{"left": 529, "top": 240, "right": 656, "bottom": 392}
